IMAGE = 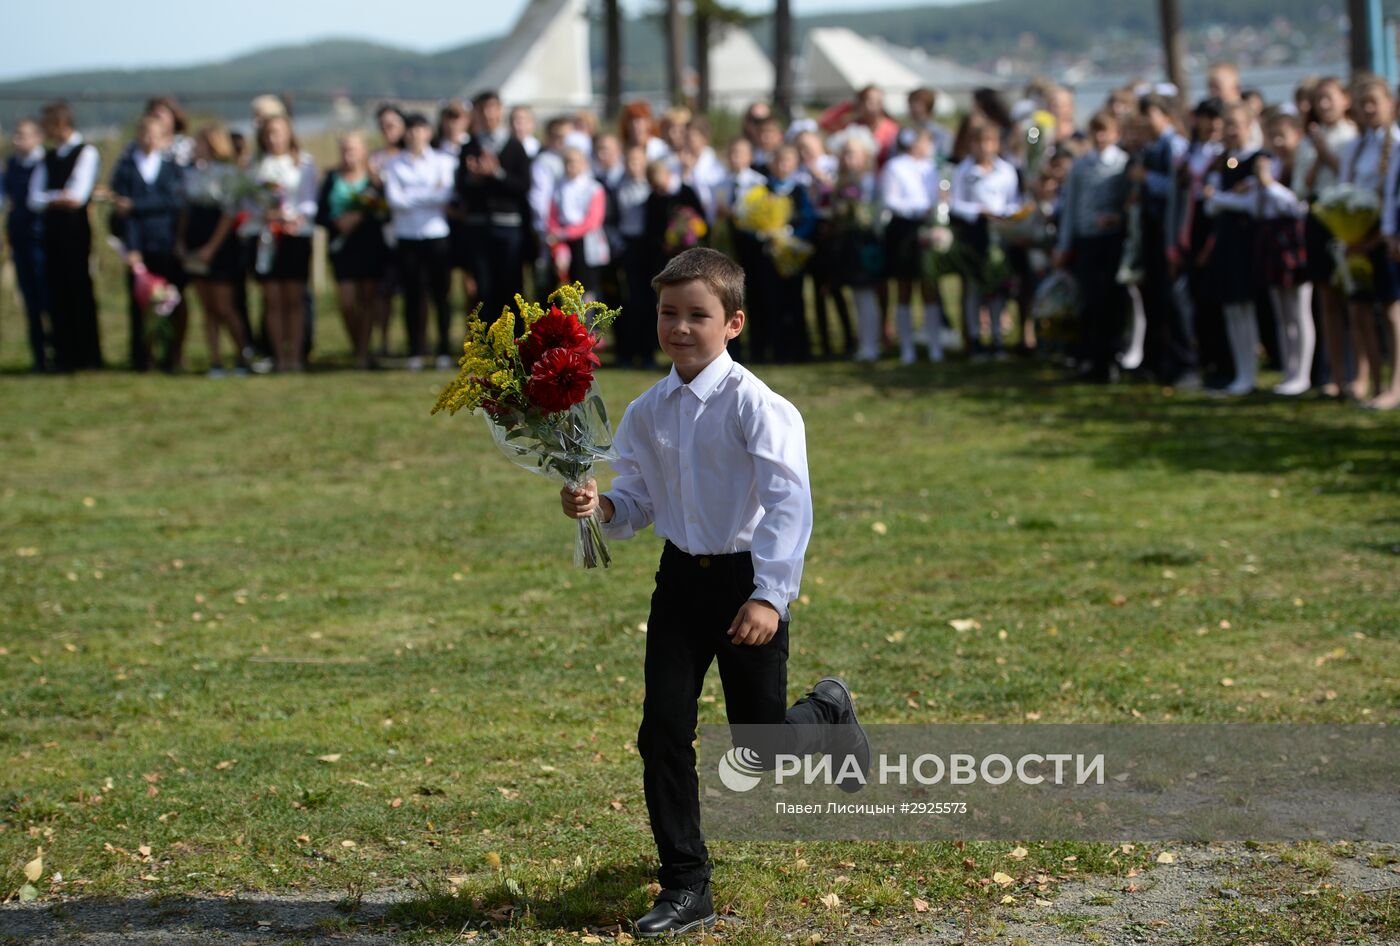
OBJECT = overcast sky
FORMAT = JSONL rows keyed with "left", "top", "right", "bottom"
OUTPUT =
{"left": 2, "top": 0, "right": 975, "bottom": 81}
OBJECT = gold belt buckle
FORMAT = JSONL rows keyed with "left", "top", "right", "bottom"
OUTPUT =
{"left": 698, "top": 556, "right": 711, "bottom": 568}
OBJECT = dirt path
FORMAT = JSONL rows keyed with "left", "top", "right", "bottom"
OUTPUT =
{"left": 3, "top": 844, "right": 1398, "bottom": 944}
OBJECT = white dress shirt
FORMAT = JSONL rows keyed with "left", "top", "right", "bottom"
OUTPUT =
{"left": 27, "top": 132, "right": 100, "bottom": 212}
{"left": 1203, "top": 154, "right": 1306, "bottom": 220}
{"left": 878, "top": 152, "right": 938, "bottom": 219}
{"left": 947, "top": 156, "right": 1020, "bottom": 222}
{"left": 602, "top": 349, "right": 812, "bottom": 616}
{"left": 1340, "top": 125, "right": 1400, "bottom": 194}
{"left": 383, "top": 147, "right": 454, "bottom": 241}
{"left": 135, "top": 148, "right": 163, "bottom": 186}
{"left": 720, "top": 167, "right": 767, "bottom": 218}
{"left": 237, "top": 152, "right": 318, "bottom": 237}
{"left": 1291, "top": 121, "right": 1357, "bottom": 199}
{"left": 529, "top": 149, "right": 565, "bottom": 235}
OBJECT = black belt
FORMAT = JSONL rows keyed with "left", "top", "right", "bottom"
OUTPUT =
{"left": 662, "top": 539, "right": 750, "bottom": 570}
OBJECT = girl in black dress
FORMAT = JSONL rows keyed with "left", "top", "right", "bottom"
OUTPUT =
{"left": 1202, "top": 102, "right": 1265, "bottom": 396}
{"left": 178, "top": 124, "right": 249, "bottom": 375}
{"left": 316, "top": 132, "right": 388, "bottom": 369}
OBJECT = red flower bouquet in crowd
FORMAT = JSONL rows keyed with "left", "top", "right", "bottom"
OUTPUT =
{"left": 132, "top": 261, "right": 182, "bottom": 360}
{"left": 432, "top": 283, "right": 621, "bottom": 567}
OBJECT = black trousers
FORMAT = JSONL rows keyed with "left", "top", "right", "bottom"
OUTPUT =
{"left": 7, "top": 228, "right": 48, "bottom": 371}
{"left": 617, "top": 235, "right": 657, "bottom": 365}
{"left": 397, "top": 237, "right": 452, "bottom": 357}
{"left": 1070, "top": 234, "right": 1127, "bottom": 379}
{"left": 43, "top": 211, "right": 102, "bottom": 371}
{"left": 1141, "top": 218, "right": 1198, "bottom": 383}
{"left": 467, "top": 221, "right": 524, "bottom": 325}
{"left": 640, "top": 540, "right": 832, "bottom": 889}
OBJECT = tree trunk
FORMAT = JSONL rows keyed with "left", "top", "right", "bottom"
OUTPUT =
{"left": 1348, "top": 0, "right": 1378, "bottom": 77}
{"left": 695, "top": 9, "right": 712, "bottom": 114}
{"left": 666, "top": 0, "right": 687, "bottom": 106}
{"left": 1157, "top": 0, "right": 1186, "bottom": 106}
{"left": 773, "top": 0, "right": 793, "bottom": 120}
{"left": 605, "top": 0, "right": 622, "bottom": 120}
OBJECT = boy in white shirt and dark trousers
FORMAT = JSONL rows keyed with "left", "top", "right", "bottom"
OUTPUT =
{"left": 1055, "top": 111, "right": 1131, "bottom": 382}
{"left": 561, "top": 248, "right": 870, "bottom": 938}
{"left": 384, "top": 113, "right": 456, "bottom": 369}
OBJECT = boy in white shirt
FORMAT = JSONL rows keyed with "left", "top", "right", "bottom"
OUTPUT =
{"left": 948, "top": 121, "right": 1021, "bottom": 356}
{"left": 560, "top": 247, "right": 870, "bottom": 937}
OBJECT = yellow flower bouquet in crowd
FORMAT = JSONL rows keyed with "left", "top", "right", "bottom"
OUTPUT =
{"left": 736, "top": 185, "right": 815, "bottom": 278}
{"left": 1314, "top": 184, "right": 1382, "bottom": 294}
{"left": 432, "top": 283, "right": 621, "bottom": 567}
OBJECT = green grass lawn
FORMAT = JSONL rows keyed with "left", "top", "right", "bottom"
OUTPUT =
{"left": 1, "top": 277, "right": 1399, "bottom": 944}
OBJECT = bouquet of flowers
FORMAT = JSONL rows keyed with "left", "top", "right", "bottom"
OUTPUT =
{"left": 663, "top": 205, "right": 708, "bottom": 257}
{"left": 1023, "top": 109, "right": 1057, "bottom": 179}
{"left": 1313, "top": 183, "right": 1382, "bottom": 294}
{"left": 736, "top": 186, "right": 815, "bottom": 277}
{"left": 1029, "top": 269, "right": 1078, "bottom": 342}
{"left": 328, "top": 186, "right": 390, "bottom": 255}
{"left": 989, "top": 201, "right": 1049, "bottom": 248}
{"left": 132, "top": 262, "right": 182, "bottom": 362}
{"left": 432, "top": 284, "right": 621, "bottom": 568}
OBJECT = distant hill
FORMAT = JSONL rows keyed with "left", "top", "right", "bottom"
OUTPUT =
{"left": 0, "top": 0, "right": 1385, "bottom": 127}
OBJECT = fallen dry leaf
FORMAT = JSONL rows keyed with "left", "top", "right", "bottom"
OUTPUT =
{"left": 24, "top": 851, "right": 43, "bottom": 882}
{"left": 912, "top": 897, "right": 929, "bottom": 912}
{"left": 949, "top": 618, "right": 982, "bottom": 632}
{"left": 820, "top": 892, "right": 841, "bottom": 909}
{"left": 1008, "top": 846, "right": 1028, "bottom": 860}
{"left": 992, "top": 871, "right": 1014, "bottom": 886}
{"left": 1156, "top": 851, "right": 1176, "bottom": 864}
{"left": 317, "top": 754, "right": 342, "bottom": 764}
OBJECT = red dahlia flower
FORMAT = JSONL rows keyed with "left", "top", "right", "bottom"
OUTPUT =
{"left": 518, "top": 305, "right": 597, "bottom": 369}
{"left": 525, "top": 347, "right": 596, "bottom": 413}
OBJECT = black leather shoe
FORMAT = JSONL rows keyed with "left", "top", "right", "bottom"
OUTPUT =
{"left": 634, "top": 881, "right": 717, "bottom": 938}
{"left": 810, "top": 676, "right": 871, "bottom": 793}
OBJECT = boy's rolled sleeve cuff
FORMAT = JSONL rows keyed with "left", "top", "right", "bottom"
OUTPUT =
{"left": 599, "top": 491, "right": 638, "bottom": 540}
{"left": 751, "top": 587, "right": 792, "bottom": 621}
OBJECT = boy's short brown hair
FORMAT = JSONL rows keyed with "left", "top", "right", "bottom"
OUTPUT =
{"left": 1087, "top": 110, "right": 1120, "bottom": 133}
{"left": 651, "top": 248, "right": 746, "bottom": 316}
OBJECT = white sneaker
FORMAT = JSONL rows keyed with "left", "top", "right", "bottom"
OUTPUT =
{"left": 406, "top": 356, "right": 425, "bottom": 372}
{"left": 435, "top": 354, "right": 454, "bottom": 371}
{"left": 941, "top": 328, "right": 964, "bottom": 352}
{"left": 1223, "top": 377, "right": 1255, "bottom": 396}
{"left": 1272, "top": 377, "right": 1311, "bottom": 396}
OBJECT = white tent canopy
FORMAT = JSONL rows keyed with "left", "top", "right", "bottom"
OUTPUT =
{"left": 799, "top": 27, "right": 926, "bottom": 114}
{"left": 706, "top": 28, "right": 775, "bottom": 112}
{"left": 469, "top": 0, "right": 593, "bottom": 110}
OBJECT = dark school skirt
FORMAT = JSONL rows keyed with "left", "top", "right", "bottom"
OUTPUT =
{"left": 183, "top": 204, "right": 242, "bottom": 283}
{"left": 256, "top": 234, "right": 312, "bottom": 282}
{"left": 883, "top": 214, "right": 925, "bottom": 279}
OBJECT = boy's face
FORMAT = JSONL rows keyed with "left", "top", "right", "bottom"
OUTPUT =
{"left": 1266, "top": 122, "right": 1300, "bottom": 158}
{"left": 1090, "top": 122, "right": 1119, "bottom": 152}
{"left": 1314, "top": 85, "right": 1347, "bottom": 124}
{"left": 12, "top": 121, "right": 41, "bottom": 154}
{"left": 656, "top": 279, "right": 743, "bottom": 382}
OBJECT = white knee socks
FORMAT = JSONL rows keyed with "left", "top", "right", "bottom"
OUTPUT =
{"left": 896, "top": 304, "right": 916, "bottom": 364}
{"left": 1269, "top": 284, "right": 1314, "bottom": 395}
{"left": 1223, "top": 302, "right": 1259, "bottom": 395}
{"left": 854, "top": 288, "right": 881, "bottom": 362}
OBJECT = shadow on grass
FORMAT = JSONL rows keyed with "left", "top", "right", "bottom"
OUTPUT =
{"left": 386, "top": 858, "right": 656, "bottom": 935}
{"left": 829, "top": 358, "right": 1400, "bottom": 495}
{"left": 0, "top": 891, "right": 399, "bottom": 944}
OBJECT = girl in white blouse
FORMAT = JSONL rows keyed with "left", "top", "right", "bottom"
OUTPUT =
{"left": 239, "top": 114, "right": 317, "bottom": 372}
